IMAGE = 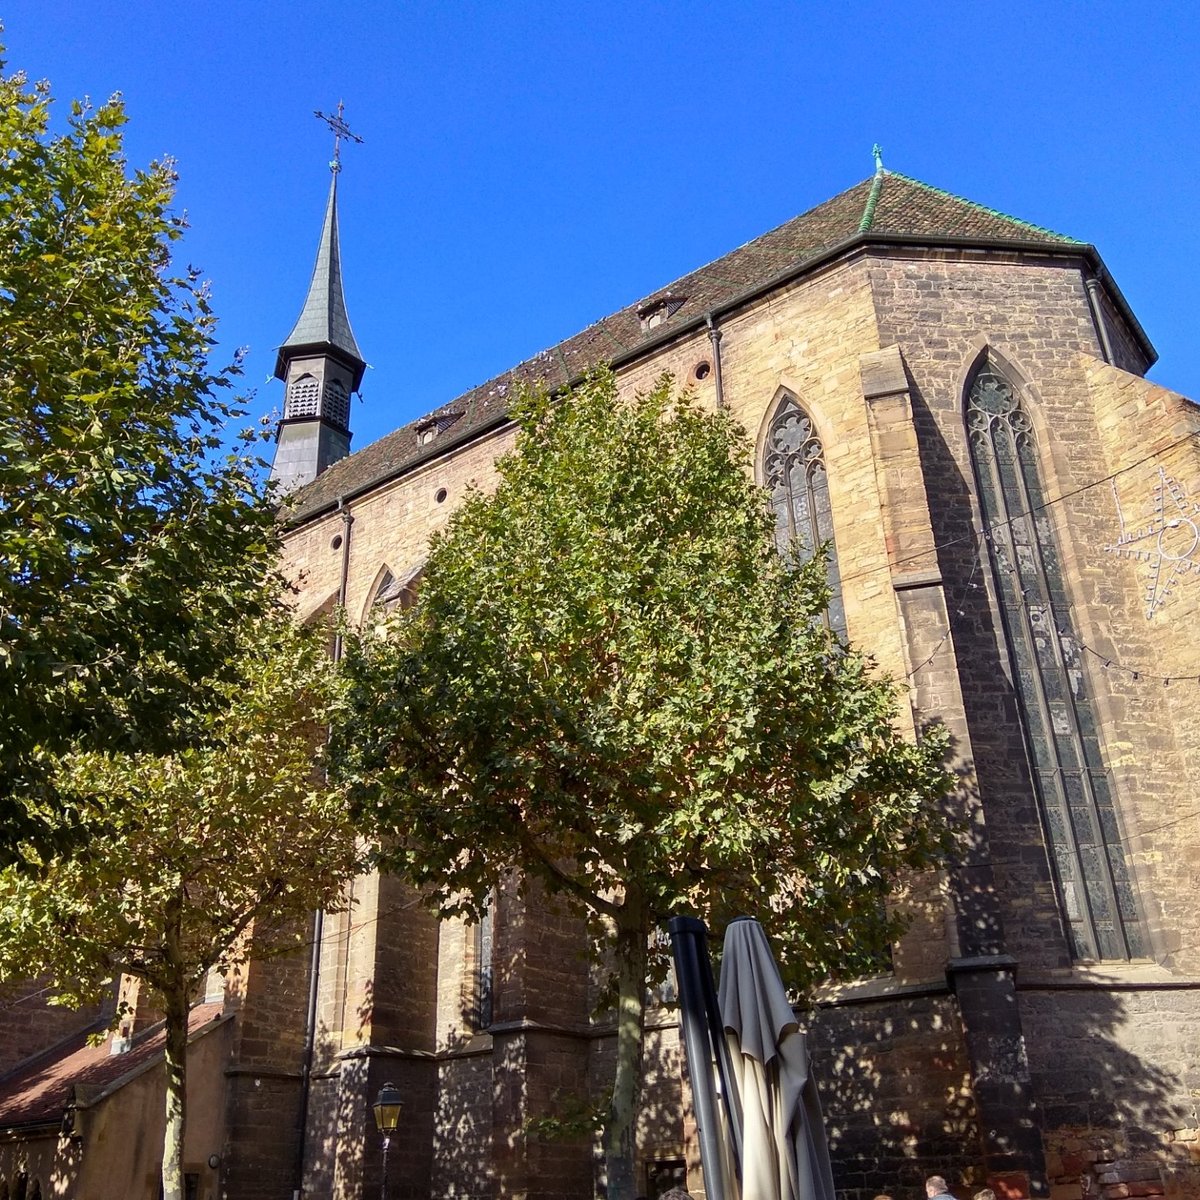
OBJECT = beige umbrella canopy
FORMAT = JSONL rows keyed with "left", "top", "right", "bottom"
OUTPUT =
{"left": 719, "top": 918, "right": 837, "bottom": 1200}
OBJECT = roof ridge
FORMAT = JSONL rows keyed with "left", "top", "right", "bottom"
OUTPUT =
{"left": 883, "top": 169, "right": 1085, "bottom": 244}
{"left": 284, "top": 169, "right": 1115, "bottom": 525}
{"left": 858, "top": 169, "right": 885, "bottom": 233}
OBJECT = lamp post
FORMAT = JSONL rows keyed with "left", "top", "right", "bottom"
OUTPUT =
{"left": 372, "top": 1081, "right": 403, "bottom": 1199}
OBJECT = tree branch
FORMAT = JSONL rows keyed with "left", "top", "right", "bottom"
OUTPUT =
{"left": 513, "top": 818, "right": 620, "bottom": 920}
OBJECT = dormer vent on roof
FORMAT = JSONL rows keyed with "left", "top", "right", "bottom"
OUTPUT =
{"left": 416, "top": 411, "right": 464, "bottom": 446}
{"left": 636, "top": 293, "right": 688, "bottom": 332}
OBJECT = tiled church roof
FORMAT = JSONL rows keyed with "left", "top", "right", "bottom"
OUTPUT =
{"left": 283, "top": 171, "right": 1086, "bottom": 525}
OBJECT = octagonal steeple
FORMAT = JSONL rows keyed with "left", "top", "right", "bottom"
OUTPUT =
{"left": 273, "top": 173, "right": 365, "bottom": 392}
{"left": 269, "top": 114, "right": 367, "bottom": 495}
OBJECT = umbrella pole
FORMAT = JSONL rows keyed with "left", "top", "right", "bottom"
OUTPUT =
{"left": 668, "top": 917, "right": 736, "bottom": 1200}
{"left": 696, "top": 926, "right": 744, "bottom": 1171}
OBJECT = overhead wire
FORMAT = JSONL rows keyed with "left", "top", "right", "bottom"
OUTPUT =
{"left": 849, "top": 428, "right": 1200, "bottom": 684}
{"left": 836, "top": 427, "right": 1199, "bottom": 590}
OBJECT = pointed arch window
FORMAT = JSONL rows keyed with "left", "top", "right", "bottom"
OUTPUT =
{"left": 302, "top": 591, "right": 341, "bottom": 661}
{"left": 473, "top": 894, "right": 494, "bottom": 1031}
{"left": 967, "top": 360, "right": 1144, "bottom": 961}
{"left": 763, "top": 394, "right": 846, "bottom": 636}
{"left": 368, "top": 564, "right": 423, "bottom": 620}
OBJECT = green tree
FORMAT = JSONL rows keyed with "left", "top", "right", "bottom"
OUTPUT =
{"left": 0, "top": 613, "right": 367, "bottom": 1200}
{"left": 335, "top": 369, "right": 951, "bottom": 1198}
{"left": 0, "top": 57, "right": 278, "bottom": 859}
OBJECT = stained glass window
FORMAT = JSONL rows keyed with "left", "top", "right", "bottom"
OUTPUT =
{"left": 763, "top": 394, "right": 846, "bottom": 636}
{"left": 966, "top": 361, "right": 1143, "bottom": 961}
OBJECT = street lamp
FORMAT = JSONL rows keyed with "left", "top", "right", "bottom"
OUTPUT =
{"left": 372, "top": 1081, "right": 403, "bottom": 1199}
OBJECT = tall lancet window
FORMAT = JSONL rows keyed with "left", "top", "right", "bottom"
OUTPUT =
{"left": 967, "top": 361, "right": 1144, "bottom": 961}
{"left": 763, "top": 394, "right": 846, "bottom": 637}
{"left": 473, "top": 893, "right": 494, "bottom": 1031}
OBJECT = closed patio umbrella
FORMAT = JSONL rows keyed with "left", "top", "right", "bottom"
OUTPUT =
{"left": 718, "top": 917, "right": 837, "bottom": 1200}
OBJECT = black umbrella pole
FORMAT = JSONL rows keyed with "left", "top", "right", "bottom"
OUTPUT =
{"left": 697, "top": 926, "right": 743, "bottom": 1172}
{"left": 668, "top": 917, "right": 732, "bottom": 1200}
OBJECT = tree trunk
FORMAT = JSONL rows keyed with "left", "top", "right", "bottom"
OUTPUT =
{"left": 161, "top": 905, "right": 189, "bottom": 1200}
{"left": 604, "top": 890, "right": 650, "bottom": 1200}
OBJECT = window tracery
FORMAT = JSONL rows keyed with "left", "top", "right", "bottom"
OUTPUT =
{"left": 966, "top": 360, "right": 1144, "bottom": 961}
{"left": 370, "top": 566, "right": 421, "bottom": 617}
{"left": 762, "top": 394, "right": 846, "bottom": 636}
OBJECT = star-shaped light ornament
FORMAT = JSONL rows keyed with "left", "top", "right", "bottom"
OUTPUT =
{"left": 1104, "top": 466, "right": 1200, "bottom": 619}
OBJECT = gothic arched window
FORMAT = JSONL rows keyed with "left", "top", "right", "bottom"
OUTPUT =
{"left": 966, "top": 360, "right": 1144, "bottom": 961}
{"left": 323, "top": 378, "right": 350, "bottom": 429}
{"left": 763, "top": 394, "right": 846, "bottom": 636}
{"left": 369, "top": 564, "right": 422, "bottom": 619}
{"left": 471, "top": 892, "right": 495, "bottom": 1031}
{"left": 285, "top": 373, "right": 320, "bottom": 419}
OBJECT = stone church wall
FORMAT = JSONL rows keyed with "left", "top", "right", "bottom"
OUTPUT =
{"left": 269, "top": 242, "right": 1200, "bottom": 1198}
{"left": 867, "top": 252, "right": 1200, "bottom": 1195}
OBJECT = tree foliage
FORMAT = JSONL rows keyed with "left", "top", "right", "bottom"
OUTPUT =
{"left": 335, "top": 369, "right": 951, "bottom": 1198}
{"left": 0, "top": 57, "right": 279, "bottom": 858}
{"left": 0, "top": 54, "right": 361, "bottom": 1200}
{"left": 0, "top": 612, "right": 367, "bottom": 1200}
{"left": 0, "top": 613, "right": 363, "bottom": 1005}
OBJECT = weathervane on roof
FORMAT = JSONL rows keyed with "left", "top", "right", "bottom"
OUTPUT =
{"left": 872, "top": 143, "right": 884, "bottom": 174}
{"left": 314, "top": 101, "right": 364, "bottom": 175}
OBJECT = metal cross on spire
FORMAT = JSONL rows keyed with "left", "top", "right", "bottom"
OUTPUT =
{"left": 314, "top": 101, "right": 364, "bottom": 174}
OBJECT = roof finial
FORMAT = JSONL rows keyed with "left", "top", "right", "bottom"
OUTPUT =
{"left": 314, "top": 101, "right": 364, "bottom": 175}
{"left": 872, "top": 143, "right": 884, "bottom": 175}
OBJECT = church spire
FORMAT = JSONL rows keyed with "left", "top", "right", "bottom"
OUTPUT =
{"left": 273, "top": 172, "right": 365, "bottom": 390}
{"left": 269, "top": 106, "right": 366, "bottom": 494}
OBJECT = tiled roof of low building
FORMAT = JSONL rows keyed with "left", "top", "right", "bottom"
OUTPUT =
{"left": 283, "top": 171, "right": 1086, "bottom": 525}
{"left": 0, "top": 1003, "right": 224, "bottom": 1129}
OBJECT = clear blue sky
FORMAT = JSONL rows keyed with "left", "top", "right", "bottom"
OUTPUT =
{"left": 7, "top": 2, "right": 1199, "bottom": 450}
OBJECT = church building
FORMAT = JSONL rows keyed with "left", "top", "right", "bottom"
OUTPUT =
{"left": 2, "top": 154, "right": 1199, "bottom": 1200}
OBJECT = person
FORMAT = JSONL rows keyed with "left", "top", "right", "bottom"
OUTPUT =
{"left": 926, "top": 1177, "right": 954, "bottom": 1198}
{"left": 973, "top": 1190, "right": 997, "bottom": 1200}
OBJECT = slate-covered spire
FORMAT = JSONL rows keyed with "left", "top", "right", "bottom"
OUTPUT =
{"left": 269, "top": 111, "right": 367, "bottom": 496}
{"left": 274, "top": 173, "right": 366, "bottom": 391}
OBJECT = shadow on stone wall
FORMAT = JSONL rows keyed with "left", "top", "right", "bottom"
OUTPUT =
{"left": 288, "top": 887, "right": 1197, "bottom": 1199}
{"left": 902, "top": 380, "right": 1199, "bottom": 1199}
{"left": 1024, "top": 980, "right": 1197, "bottom": 1199}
